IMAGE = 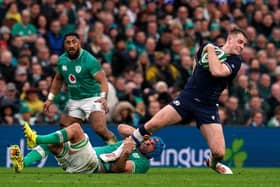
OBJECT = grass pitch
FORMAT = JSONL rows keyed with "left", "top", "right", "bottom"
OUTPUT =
{"left": 0, "top": 167, "right": 280, "bottom": 187}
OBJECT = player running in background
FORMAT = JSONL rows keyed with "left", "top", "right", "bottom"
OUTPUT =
{"left": 43, "top": 32, "right": 117, "bottom": 144}
{"left": 10, "top": 122, "right": 165, "bottom": 174}
{"left": 131, "top": 28, "right": 248, "bottom": 174}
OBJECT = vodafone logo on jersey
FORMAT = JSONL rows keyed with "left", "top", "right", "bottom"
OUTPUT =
{"left": 68, "top": 74, "right": 76, "bottom": 83}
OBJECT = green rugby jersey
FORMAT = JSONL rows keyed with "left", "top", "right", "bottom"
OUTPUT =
{"left": 12, "top": 23, "right": 37, "bottom": 36}
{"left": 94, "top": 141, "right": 150, "bottom": 173}
{"left": 57, "top": 49, "right": 102, "bottom": 100}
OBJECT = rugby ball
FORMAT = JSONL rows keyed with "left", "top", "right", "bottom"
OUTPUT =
{"left": 199, "top": 47, "right": 227, "bottom": 69}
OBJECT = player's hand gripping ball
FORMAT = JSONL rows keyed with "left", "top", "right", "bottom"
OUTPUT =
{"left": 199, "top": 46, "right": 227, "bottom": 69}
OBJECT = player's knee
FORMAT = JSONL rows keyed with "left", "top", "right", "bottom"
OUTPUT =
{"left": 69, "top": 123, "right": 83, "bottom": 135}
{"left": 93, "top": 123, "right": 106, "bottom": 134}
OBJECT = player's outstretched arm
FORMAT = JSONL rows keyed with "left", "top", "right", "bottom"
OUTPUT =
{"left": 111, "top": 138, "right": 135, "bottom": 173}
{"left": 49, "top": 73, "right": 64, "bottom": 95}
{"left": 117, "top": 124, "right": 136, "bottom": 138}
{"left": 100, "top": 125, "right": 151, "bottom": 163}
{"left": 118, "top": 124, "right": 151, "bottom": 139}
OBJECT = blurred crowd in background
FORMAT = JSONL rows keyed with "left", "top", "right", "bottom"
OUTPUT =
{"left": 0, "top": 0, "right": 280, "bottom": 127}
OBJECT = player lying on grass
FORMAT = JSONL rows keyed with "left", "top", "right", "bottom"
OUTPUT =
{"left": 10, "top": 122, "right": 165, "bottom": 174}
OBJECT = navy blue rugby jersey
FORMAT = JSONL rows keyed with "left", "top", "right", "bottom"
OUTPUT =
{"left": 184, "top": 43, "right": 242, "bottom": 105}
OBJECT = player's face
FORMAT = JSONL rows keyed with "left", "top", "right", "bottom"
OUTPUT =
{"left": 229, "top": 33, "right": 247, "bottom": 55}
{"left": 139, "top": 138, "right": 156, "bottom": 154}
{"left": 64, "top": 35, "right": 81, "bottom": 58}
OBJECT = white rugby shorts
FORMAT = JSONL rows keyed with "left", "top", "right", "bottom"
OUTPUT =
{"left": 64, "top": 97, "right": 104, "bottom": 120}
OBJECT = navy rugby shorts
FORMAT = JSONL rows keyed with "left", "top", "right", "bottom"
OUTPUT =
{"left": 169, "top": 91, "right": 220, "bottom": 128}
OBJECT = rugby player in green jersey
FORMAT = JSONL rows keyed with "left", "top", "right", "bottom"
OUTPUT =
{"left": 10, "top": 122, "right": 165, "bottom": 174}
{"left": 43, "top": 32, "right": 117, "bottom": 144}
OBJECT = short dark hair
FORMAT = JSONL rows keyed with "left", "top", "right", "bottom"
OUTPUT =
{"left": 229, "top": 27, "right": 248, "bottom": 41}
{"left": 63, "top": 32, "right": 80, "bottom": 42}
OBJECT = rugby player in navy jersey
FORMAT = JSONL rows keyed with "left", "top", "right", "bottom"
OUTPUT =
{"left": 131, "top": 28, "right": 248, "bottom": 174}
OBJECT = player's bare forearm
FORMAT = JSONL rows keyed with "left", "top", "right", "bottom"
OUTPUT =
{"left": 44, "top": 73, "right": 63, "bottom": 112}
{"left": 99, "top": 74, "right": 108, "bottom": 94}
{"left": 111, "top": 152, "right": 131, "bottom": 173}
{"left": 94, "top": 71, "right": 109, "bottom": 112}
{"left": 118, "top": 124, "right": 136, "bottom": 137}
{"left": 100, "top": 80, "right": 108, "bottom": 94}
{"left": 94, "top": 71, "right": 108, "bottom": 94}
{"left": 111, "top": 138, "right": 135, "bottom": 173}
{"left": 49, "top": 73, "right": 64, "bottom": 95}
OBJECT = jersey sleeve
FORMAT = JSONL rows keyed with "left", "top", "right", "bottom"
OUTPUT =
{"left": 131, "top": 157, "right": 150, "bottom": 173}
{"left": 196, "top": 42, "right": 209, "bottom": 63}
{"left": 223, "top": 55, "right": 242, "bottom": 75}
{"left": 87, "top": 55, "right": 102, "bottom": 76}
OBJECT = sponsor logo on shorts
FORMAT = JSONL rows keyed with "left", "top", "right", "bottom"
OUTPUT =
{"left": 173, "top": 100, "right": 180, "bottom": 106}
{"left": 194, "top": 98, "right": 201, "bottom": 102}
